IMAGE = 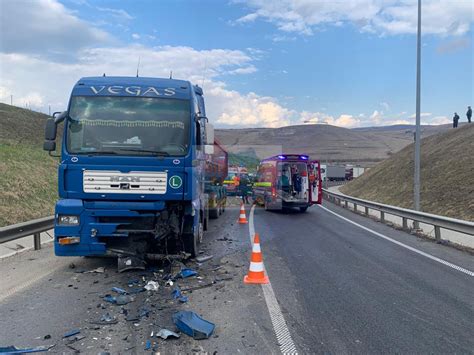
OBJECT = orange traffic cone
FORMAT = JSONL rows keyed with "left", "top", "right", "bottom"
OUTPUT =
{"left": 238, "top": 203, "right": 248, "bottom": 224}
{"left": 244, "top": 233, "right": 269, "bottom": 284}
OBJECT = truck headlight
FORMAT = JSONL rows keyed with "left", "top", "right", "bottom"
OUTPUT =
{"left": 58, "top": 215, "right": 80, "bottom": 225}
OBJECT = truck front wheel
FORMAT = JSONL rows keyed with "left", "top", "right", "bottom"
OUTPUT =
{"left": 183, "top": 219, "right": 203, "bottom": 257}
{"left": 299, "top": 206, "right": 308, "bottom": 213}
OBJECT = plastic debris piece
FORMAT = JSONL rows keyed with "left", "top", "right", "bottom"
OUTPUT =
{"left": 156, "top": 329, "right": 180, "bottom": 340}
{"left": 172, "top": 311, "right": 215, "bottom": 340}
{"left": 144, "top": 340, "right": 151, "bottom": 350}
{"left": 0, "top": 345, "right": 55, "bottom": 353}
{"left": 84, "top": 267, "right": 105, "bottom": 274}
{"left": 177, "top": 268, "right": 198, "bottom": 279}
{"left": 63, "top": 329, "right": 81, "bottom": 338}
{"left": 165, "top": 280, "right": 174, "bottom": 287}
{"left": 116, "top": 295, "right": 133, "bottom": 305}
{"left": 144, "top": 281, "right": 159, "bottom": 291}
{"left": 171, "top": 287, "right": 188, "bottom": 303}
{"left": 103, "top": 294, "right": 116, "bottom": 304}
{"left": 112, "top": 287, "right": 128, "bottom": 295}
{"left": 90, "top": 312, "right": 118, "bottom": 325}
{"left": 103, "top": 294, "right": 133, "bottom": 305}
{"left": 196, "top": 255, "right": 213, "bottom": 263}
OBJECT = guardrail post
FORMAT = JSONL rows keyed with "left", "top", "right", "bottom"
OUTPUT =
{"left": 354, "top": 203, "right": 357, "bottom": 212}
{"left": 365, "top": 206, "right": 369, "bottom": 216}
{"left": 402, "top": 217, "right": 408, "bottom": 230}
{"left": 380, "top": 211, "right": 385, "bottom": 223}
{"left": 34, "top": 233, "right": 41, "bottom": 250}
{"left": 344, "top": 200, "right": 348, "bottom": 208}
{"left": 434, "top": 226, "right": 441, "bottom": 242}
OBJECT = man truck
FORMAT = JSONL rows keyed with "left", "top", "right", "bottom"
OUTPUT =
{"left": 253, "top": 154, "right": 322, "bottom": 212}
{"left": 43, "top": 76, "right": 225, "bottom": 270}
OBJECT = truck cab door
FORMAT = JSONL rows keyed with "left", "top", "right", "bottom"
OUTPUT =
{"left": 309, "top": 161, "right": 322, "bottom": 204}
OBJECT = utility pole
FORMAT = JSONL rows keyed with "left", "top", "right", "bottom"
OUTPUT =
{"left": 10, "top": 95, "right": 13, "bottom": 106}
{"left": 49, "top": 105, "right": 51, "bottom": 116}
{"left": 414, "top": 0, "right": 422, "bottom": 226}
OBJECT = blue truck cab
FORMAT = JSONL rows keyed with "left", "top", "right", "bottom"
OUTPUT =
{"left": 43, "top": 76, "right": 214, "bottom": 267}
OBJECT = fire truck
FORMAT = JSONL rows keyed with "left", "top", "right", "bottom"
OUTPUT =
{"left": 253, "top": 154, "right": 322, "bottom": 212}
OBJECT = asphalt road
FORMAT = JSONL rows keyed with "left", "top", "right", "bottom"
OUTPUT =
{"left": 254, "top": 202, "right": 474, "bottom": 354}
{"left": 0, "top": 198, "right": 473, "bottom": 354}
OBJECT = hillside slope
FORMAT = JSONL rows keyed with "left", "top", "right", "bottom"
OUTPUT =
{"left": 0, "top": 103, "right": 59, "bottom": 226}
{"left": 215, "top": 124, "right": 449, "bottom": 166}
{"left": 341, "top": 124, "right": 474, "bottom": 221}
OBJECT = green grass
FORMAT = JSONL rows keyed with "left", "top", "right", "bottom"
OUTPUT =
{"left": 228, "top": 152, "right": 260, "bottom": 173}
{"left": 0, "top": 142, "right": 59, "bottom": 226}
{"left": 341, "top": 124, "right": 474, "bottom": 221}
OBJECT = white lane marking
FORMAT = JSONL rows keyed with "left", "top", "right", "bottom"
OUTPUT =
{"left": 249, "top": 205, "right": 298, "bottom": 355}
{"left": 319, "top": 205, "right": 474, "bottom": 277}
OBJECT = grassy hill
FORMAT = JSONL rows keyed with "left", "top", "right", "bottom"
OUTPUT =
{"left": 0, "top": 103, "right": 59, "bottom": 226}
{"left": 341, "top": 124, "right": 474, "bottom": 221}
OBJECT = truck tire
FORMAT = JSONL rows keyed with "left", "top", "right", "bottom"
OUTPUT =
{"left": 183, "top": 219, "right": 202, "bottom": 257}
{"left": 299, "top": 206, "right": 308, "bottom": 213}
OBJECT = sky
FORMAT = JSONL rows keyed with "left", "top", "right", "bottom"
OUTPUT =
{"left": 0, "top": 0, "right": 472, "bottom": 128}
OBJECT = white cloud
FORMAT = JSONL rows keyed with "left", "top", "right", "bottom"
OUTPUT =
{"left": 370, "top": 110, "right": 383, "bottom": 124}
{"left": 0, "top": 0, "right": 111, "bottom": 59}
{"left": 132, "top": 33, "right": 141, "bottom": 40}
{"left": 96, "top": 7, "right": 134, "bottom": 21}
{"left": 235, "top": 0, "right": 474, "bottom": 36}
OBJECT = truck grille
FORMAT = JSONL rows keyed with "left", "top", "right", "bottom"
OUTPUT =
{"left": 83, "top": 170, "right": 167, "bottom": 194}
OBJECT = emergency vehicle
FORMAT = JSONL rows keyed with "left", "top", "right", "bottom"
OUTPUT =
{"left": 253, "top": 154, "right": 322, "bottom": 212}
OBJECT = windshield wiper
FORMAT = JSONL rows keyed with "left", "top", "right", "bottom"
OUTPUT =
{"left": 117, "top": 148, "right": 170, "bottom": 156}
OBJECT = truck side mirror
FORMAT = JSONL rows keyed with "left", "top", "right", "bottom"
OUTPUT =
{"left": 44, "top": 118, "right": 57, "bottom": 141}
{"left": 43, "top": 140, "right": 56, "bottom": 152}
{"left": 205, "top": 123, "right": 214, "bottom": 145}
{"left": 204, "top": 144, "right": 214, "bottom": 155}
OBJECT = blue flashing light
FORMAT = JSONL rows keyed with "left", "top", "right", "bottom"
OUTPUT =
{"left": 277, "top": 155, "right": 287, "bottom": 160}
{"left": 300, "top": 155, "right": 309, "bottom": 160}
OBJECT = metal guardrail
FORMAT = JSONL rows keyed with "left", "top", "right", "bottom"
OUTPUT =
{"left": 323, "top": 189, "right": 474, "bottom": 239}
{"left": 0, "top": 216, "right": 54, "bottom": 250}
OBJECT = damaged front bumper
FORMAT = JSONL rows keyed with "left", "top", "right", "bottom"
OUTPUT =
{"left": 54, "top": 199, "right": 166, "bottom": 256}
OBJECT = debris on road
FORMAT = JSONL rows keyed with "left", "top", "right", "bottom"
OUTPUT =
{"left": 164, "top": 280, "right": 174, "bottom": 287}
{"left": 84, "top": 267, "right": 105, "bottom": 274}
{"left": 172, "top": 311, "right": 215, "bottom": 340}
{"left": 90, "top": 312, "right": 118, "bottom": 325}
{"left": 0, "top": 345, "right": 55, "bottom": 353}
{"left": 103, "top": 294, "right": 133, "bottom": 305}
{"left": 111, "top": 287, "right": 128, "bottom": 295}
{"left": 144, "top": 280, "right": 159, "bottom": 291}
{"left": 196, "top": 255, "right": 213, "bottom": 263}
{"left": 171, "top": 287, "right": 189, "bottom": 303}
{"left": 144, "top": 339, "right": 152, "bottom": 350}
{"left": 63, "top": 329, "right": 81, "bottom": 338}
{"left": 176, "top": 268, "right": 198, "bottom": 279}
{"left": 156, "top": 329, "right": 180, "bottom": 340}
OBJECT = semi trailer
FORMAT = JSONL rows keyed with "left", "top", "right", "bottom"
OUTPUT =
{"left": 43, "top": 76, "right": 224, "bottom": 269}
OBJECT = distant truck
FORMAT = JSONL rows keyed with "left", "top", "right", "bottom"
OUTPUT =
{"left": 43, "top": 76, "right": 224, "bottom": 269}
{"left": 253, "top": 154, "right": 322, "bottom": 212}
{"left": 326, "top": 165, "right": 346, "bottom": 181}
{"left": 345, "top": 165, "right": 365, "bottom": 180}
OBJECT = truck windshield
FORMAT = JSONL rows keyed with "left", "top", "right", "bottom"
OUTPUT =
{"left": 67, "top": 96, "right": 190, "bottom": 156}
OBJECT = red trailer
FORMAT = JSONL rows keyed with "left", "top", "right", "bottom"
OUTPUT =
{"left": 205, "top": 140, "right": 228, "bottom": 219}
{"left": 253, "top": 154, "right": 322, "bottom": 212}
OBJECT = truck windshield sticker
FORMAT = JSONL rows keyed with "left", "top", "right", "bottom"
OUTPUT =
{"left": 90, "top": 86, "right": 176, "bottom": 97}
{"left": 76, "top": 119, "right": 185, "bottom": 129}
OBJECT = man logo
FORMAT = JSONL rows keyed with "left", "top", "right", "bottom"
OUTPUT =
{"left": 110, "top": 176, "right": 140, "bottom": 182}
